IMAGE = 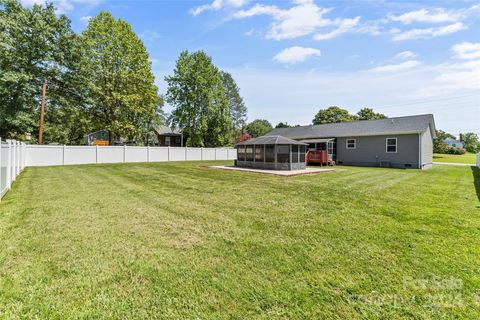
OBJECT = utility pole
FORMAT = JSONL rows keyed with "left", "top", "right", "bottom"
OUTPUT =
{"left": 39, "top": 79, "right": 47, "bottom": 144}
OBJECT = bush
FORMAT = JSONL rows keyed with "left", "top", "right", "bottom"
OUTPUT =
{"left": 446, "top": 147, "right": 466, "bottom": 155}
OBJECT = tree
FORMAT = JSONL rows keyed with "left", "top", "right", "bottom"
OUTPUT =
{"left": 433, "top": 130, "right": 455, "bottom": 153}
{"left": 245, "top": 119, "right": 273, "bottom": 137}
{"left": 82, "top": 11, "right": 161, "bottom": 144}
{"left": 356, "top": 108, "right": 387, "bottom": 120}
{"left": 0, "top": 0, "right": 90, "bottom": 142}
{"left": 220, "top": 71, "right": 247, "bottom": 131}
{"left": 462, "top": 132, "right": 480, "bottom": 153}
{"left": 275, "top": 122, "right": 291, "bottom": 128}
{"left": 165, "top": 50, "right": 232, "bottom": 147}
{"left": 312, "top": 106, "right": 354, "bottom": 125}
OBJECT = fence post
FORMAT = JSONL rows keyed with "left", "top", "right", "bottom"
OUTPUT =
{"left": 147, "top": 146, "right": 150, "bottom": 163}
{"left": 214, "top": 148, "right": 217, "bottom": 160}
{"left": 201, "top": 147, "right": 203, "bottom": 160}
{"left": 167, "top": 146, "right": 170, "bottom": 162}
{"left": 123, "top": 145, "right": 127, "bottom": 163}
{"left": 11, "top": 140, "right": 16, "bottom": 181}
{"left": 6, "top": 140, "right": 11, "bottom": 189}
{"left": 185, "top": 147, "right": 187, "bottom": 161}
{"left": 96, "top": 145, "right": 99, "bottom": 164}
{"left": 63, "top": 145, "right": 66, "bottom": 165}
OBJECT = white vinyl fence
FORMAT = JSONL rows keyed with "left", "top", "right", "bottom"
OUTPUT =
{"left": 477, "top": 153, "right": 480, "bottom": 167}
{"left": 25, "top": 145, "right": 237, "bottom": 167}
{"left": 0, "top": 139, "right": 27, "bottom": 200}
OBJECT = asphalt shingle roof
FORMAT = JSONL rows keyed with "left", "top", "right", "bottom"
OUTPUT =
{"left": 236, "top": 135, "right": 308, "bottom": 146}
{"left": 267, "top": 114, "right": 435, "bottom": 139}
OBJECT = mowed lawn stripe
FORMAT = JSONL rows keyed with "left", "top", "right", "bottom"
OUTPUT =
{"left": 0, "top": 162, "right": 479, "bottom": 319}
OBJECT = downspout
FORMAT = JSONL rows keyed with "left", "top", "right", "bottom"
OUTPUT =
{"left": 418, "top": 133, "right": 422, "bottom": 169}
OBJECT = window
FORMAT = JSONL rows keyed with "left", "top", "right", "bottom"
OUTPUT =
{"left": 165, "top": 136, "right": 171, "bottom": 146}
{"left": 386, "top": 138, "right": 397, "bottom": 153}
{"left": 175, "top": 136, "right": 181, "bottom": 144}
{"left": 346, "top": 139, "right": 356, "bottom": 149}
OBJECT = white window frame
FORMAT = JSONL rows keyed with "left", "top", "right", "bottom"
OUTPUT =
{"left": 165, "top": 136, "right": 171, "bottom": 146}
{"left": 346, "top": 139, "right": 356, "bottom": 149}
{"left": 386, "top": 137, "right": 397, "bottom": 153}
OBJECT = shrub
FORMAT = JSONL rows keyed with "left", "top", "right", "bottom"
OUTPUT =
{"left": 446, "top": 147, "right": 466, "bottom": 155}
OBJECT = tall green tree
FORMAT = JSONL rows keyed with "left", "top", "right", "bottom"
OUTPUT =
{"left": 312, "top": 106, "right": 354, "bottom": 125}
{"left": 462, "top": 132, "right": 480, "bottom": 153}
{"left": 220, "top": 71, "right": 247, "bottom": 131}
{"left": 356, "top": 107, "right": 387, "bottom": 120}
{"left": 0, "top": 0, "right": 90, "bottom": 142}
{"left": 82, "top": 11, "right": 161, "bottom": 144}
{"left": 433, "top": 130, "right": 455, "bottom": 153}
{"left": 275, "top": 122, "right": 291, "bottom": 128}
{"left": 165, "top": 50, "right": 232, "bottom": 147}
{"left": 245, "top": 119, "right": 273, "bottom": 137}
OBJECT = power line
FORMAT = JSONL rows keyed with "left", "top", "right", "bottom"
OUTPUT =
{"left": 377, "top": 92, "right": 480, "bottom": 110}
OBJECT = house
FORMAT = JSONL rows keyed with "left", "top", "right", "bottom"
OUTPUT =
{"left": 443, "top": 138, "right": 464, "bottom": 149}
{"left": 154, "top": 126, "right": 183, "bottom": 147}
{"left": 267, "top": 114, "right": 436, "bottom": 169}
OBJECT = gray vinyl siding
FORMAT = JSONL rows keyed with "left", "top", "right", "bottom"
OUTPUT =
{"left": 421, "top": 126, "right": 433, "bottom": 168}
{"left": 336, "top": 134, "right": 420, "bottom": 169}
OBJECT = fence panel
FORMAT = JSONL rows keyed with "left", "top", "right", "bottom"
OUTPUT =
{"left": 97, "top": 146, "right": 124, "bottom": 164}
{"left": 125, "top": 146, "right": 148, "bottom": 163}
{"left": 149, "top": 147, "right": 169, "bottom": 162}
{"left": 65, "top": 146, "right": 97, "bottom": 165}
{"left": 25, "top": 145, "right": 236, "bottom": 167}
{"left": 0, "top": 139, "right": 26, "bottom": 200}
{"left": 477, "top": 153, "right": 480, "bottom": 167}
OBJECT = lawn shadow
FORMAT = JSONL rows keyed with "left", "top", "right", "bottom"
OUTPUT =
{"left": 472, "top": 166, "right": 480, "bottom": 202}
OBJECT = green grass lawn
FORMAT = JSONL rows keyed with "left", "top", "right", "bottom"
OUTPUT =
{"left": 433, "top": 152, "right": 477, "bottom": 164}
{"left": 1, "top": 162, "right": 479, "bottom": 319}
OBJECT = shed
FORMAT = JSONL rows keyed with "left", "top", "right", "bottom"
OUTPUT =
{"left": 235, "top": 135, "right": 308, "bottom": 170}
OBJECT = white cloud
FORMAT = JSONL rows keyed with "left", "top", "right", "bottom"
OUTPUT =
{"left": 141, "top": 30, "right": 160, "bottom": 42}
{"left": 395, "top": 51, "right": 417, "bottom": 60}
{"left": 273, "top": 46, "right": 321, "bottom": 64}
{"left": 392, "top": 22, "right": 466, "bottom": 41}
{"left": 388, "top": 8, "right": 461, "bottom": 24}
{"left": 451, "top": 42, "right": 480, "bottom": 60}
{"left": 190, "top": 0, "right": 250, "bottom": 16}
{"left": 368, "top": 60, "right": 421, "bottom": 73}
{"left": 313, "top": 17, "right": 360, "bottom": 40}
{"left": 232, "top": 0, "right": 359, "bottom": 41}
{"left": 223, "top": 66, "right": 479, "bottom": 132}
{"left": 80, "top": 15, "right": 92, "bottom": 22}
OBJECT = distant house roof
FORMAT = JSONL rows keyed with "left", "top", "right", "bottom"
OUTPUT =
{"left": 268, "top": 114, "right": 436, "bottom": 139}
{"left": 443, "top": 138, "right": 462, "bottom": 143}
{"left": 154, "top": 125, "right": 181, "bottom": 135}
{"left": 236, "top": 135, "right": 308, "bottom": 146}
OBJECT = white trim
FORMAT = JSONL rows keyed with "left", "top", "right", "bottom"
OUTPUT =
{"left": 386, "top": 137, "right": 397, "bottom": 153}
{"left": 346, "top": 138, "right": 356, "bottom": 149}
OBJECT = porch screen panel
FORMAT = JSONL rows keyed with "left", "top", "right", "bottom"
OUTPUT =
{"left": 276, "top": 145, "right": 290, "bottom": 163}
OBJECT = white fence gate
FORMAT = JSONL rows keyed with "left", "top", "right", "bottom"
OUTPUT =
{"left": 0, "top": 139, "right": 27, "bottom": 200}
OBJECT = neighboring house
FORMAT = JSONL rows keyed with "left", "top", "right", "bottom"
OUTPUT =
{"left": 443, "top": 138, "right": 464, "bottom": 149}
{"left": 154, "top": 126, "right": 183, "bottom": 147}
{"left": 268, "top": 114, "right": 436, "bottom": 169}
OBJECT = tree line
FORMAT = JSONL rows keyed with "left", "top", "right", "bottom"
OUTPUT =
{"left": 0, "top": 0, "right": 247, "bottom": 147}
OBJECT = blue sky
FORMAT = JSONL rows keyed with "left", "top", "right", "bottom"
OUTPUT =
{"left": 23, "top": 0, "right": 480, "bottom": 135}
